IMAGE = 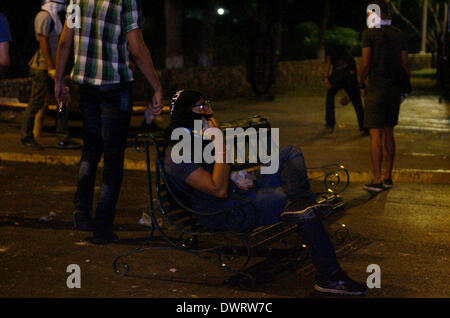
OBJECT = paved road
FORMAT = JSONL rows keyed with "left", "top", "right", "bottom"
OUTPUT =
{"left": 0, "top": 80, "right": 448, "bottom": 298}
{"left": 0, "top": 161, "right": 448, "bottom": 298}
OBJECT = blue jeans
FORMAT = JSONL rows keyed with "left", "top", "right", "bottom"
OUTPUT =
{"left": 193, "top": 145, "right": 339, "bottom": 280}
{"left": 74, "top": 82, "right": 133, "bottom": 234}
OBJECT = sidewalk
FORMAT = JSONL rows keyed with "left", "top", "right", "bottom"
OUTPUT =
{"left": 0, "top": 83, "right": 449, "bottom": 184}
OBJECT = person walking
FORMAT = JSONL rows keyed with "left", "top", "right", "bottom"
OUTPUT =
{"left": 359, "top": 1, "right": 410, "bottom": 192}
{"left": 324, "top": 43, "right": 367, "bottom": 135}
{"left": 55, "top": 0, "right": 163, "bottom": 244}
{"left": 21, "top": 0, "right": 80, "bottom": 150}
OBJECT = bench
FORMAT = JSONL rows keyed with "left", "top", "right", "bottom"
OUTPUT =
{"left": 113, "top": 117, "right": 350, "bottom": 280}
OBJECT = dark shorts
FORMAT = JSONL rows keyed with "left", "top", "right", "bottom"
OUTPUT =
{"left": 364, "top": 82, "right": 402, "bottom": 128}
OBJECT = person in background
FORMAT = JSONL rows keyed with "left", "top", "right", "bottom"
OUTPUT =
{"left": 55, "top": 0, "right": 163, "bottom": 244}
{"left": 360, "top": 0, "right": 410, "bottom": 192}
{"left": 324, "top": 43, "right": 367, "bottom": 136}
{"left": 21, "top": 0, "right": 80, "bottom": 150}
{"left": 0, "top": 12, "right": 11, "bottom": 76}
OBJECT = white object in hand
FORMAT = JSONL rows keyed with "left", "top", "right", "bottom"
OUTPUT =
{"left": 231, "top": 170, "right": 255, "bottom": 189}
{"left": 144, "top": 107, "right": 155, "bottom": 124}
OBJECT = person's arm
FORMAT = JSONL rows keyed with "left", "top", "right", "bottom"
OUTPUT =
{"left": 54, "top": 22, "right": 73, "bottom": 105}
{"left": 0, "top": 41, "right": 10, "bottom": 75}
{"left": 185, "top": 118, "right": 230, "bottom": 199}
{"left": 359, "top": 47, "right": 371, "bottom": 84}
{"left": 185, "top": 162, "right": 231, "bottom": 199}
{"left": 38, "top": 35, "right": 55, "bottom": 72}
{"left": 359, "top": 47, "right": 371, "bottom": 97}
{"left": 127, "top": 29, "right": 163, "bottom": 114}
{"left": 400, "top": 50, "right": 410, "bottom": 76}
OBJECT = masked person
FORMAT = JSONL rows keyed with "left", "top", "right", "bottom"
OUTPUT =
{"left": 0, "top": 12, "right": 11, "bottom": 76}
{"left": 163, "top": 89, "right": 368, "bottom": 296}
{"left": 21, "top": 0, "right": 80, "bottom": 150}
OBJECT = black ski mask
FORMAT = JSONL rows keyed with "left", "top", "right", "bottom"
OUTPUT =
{"left": 169, "top": 89, "right": 212, "bottom": 131}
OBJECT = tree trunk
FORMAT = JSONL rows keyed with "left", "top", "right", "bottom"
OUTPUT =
{"left": 198, "top": 0, "right": 217, "bottom": 68}
{"left": 164, "top": 0, "right": 184, "bottom": 69}
{"left": 317, "top": 0, "right": 330, "bottom": 61}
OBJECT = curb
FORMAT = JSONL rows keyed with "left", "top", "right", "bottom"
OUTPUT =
{"left": 1, "top": 151, "right": 449, "bottom": 184}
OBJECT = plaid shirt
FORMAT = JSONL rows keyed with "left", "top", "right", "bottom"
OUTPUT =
{"left": 69, "top": 0, "right": 142, "bottom": 86}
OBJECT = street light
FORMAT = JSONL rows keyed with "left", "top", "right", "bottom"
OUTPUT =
{"left": 217, "top": 8, "right": 225, "bottom": 15}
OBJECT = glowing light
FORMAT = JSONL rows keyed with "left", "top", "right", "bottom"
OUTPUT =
{"left": 217, "top": 8, "right": 225, "bottom": 15}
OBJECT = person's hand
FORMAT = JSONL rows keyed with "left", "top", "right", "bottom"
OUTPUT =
{"left": 48, "top": 69, "right": 56, "bottom": 80}
{"left": 208, "top": 117, "right": 220, "bottom": 129}
{"left": 55, "top": 80, "right": 70, "bottom": 106}
{"left": 151, "top": 89, "right": 163, "bottom": 114}
{"left": 236, "top": 179, "right": 255, "bottom": 191}
{"left": 147, "top": 101, "right": 162, "bottom": 117}
{"left": 325, "top": 78, "right": 332, "bottom": 90}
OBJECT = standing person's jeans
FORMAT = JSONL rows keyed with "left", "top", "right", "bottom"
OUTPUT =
{"left": 192, "top": 145, "right": 340, "bottom": 281}
{"left": 74, "top": 82, "right": 133, "bottom": 235}
{"left": 326, "top": 68, "right": 365, "bottom": 130}
{"left": 21, "top": 68, "right": 71, "bottom": 141}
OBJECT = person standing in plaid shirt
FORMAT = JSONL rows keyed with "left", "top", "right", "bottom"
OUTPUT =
{"left": 55, "top": 0, "right": 163, "bottom": 244}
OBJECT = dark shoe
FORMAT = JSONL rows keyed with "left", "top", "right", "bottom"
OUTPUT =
{"left": 280, "top": 198, "right": 333, "bottom": 223}
{"left": 21, "top": 138, "right": 44, "bottom": 150}
{"left": 360, "top": 129, "right": 369, "bottom": 136}
{"left": 314, "top": 269, "right": 368, "bottom": 296}
{"left": 87, "top": 232, "right": 119, "bottom": 245}
{"left": 363, "top": 183, "right": 385, "bottom": 193}
{"left": 73, "top": 210, "right": 94, "bottom": 231}
{"left": 383, "top": 178, "right": 393, "bottom": 189}
{"left": 57, "top": 139, "right": 81, "bottom": 149}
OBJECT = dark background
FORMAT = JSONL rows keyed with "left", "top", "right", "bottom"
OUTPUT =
{"left": 0, "top": 0, "right": 431, "bottom": 78}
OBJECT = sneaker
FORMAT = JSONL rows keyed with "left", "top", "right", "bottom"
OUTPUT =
{"left": 57, "top": 139, "right": 81, "bottom": 149}
{"left": 314, "top": 269, "right": 368, "bottom": 296}
{"left": 73, "top": 210, "right": 94, "bottom": 231}
{"left": 363, "top": 183, "right": 385, "bottom": 193}
{"left": 21, "top": 138, "right": 44, "bottom": 150}
{"left": 87, "top": 232, "right": 119, "bottom": 245}
{"left": 383, "top": 178, "right": 393, "bottom": 189}
{"left": 280, "top": 198, "right": 333, "bottom": 223}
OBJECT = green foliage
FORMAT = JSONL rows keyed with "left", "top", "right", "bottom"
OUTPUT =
{"left": 296, "top": 22, "right": 362, "bottom": 58}
{"left": 325, "top": 26, "right": 361, "bottom": 56}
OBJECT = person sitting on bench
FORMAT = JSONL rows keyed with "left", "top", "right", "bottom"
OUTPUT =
{"left": 161, "top": 89, "right": 368, "bottom": 296}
